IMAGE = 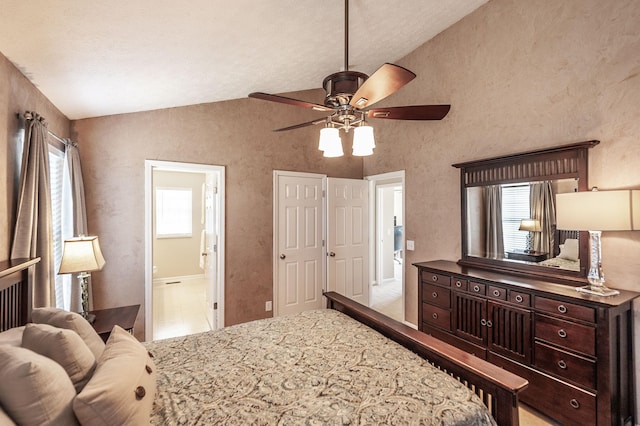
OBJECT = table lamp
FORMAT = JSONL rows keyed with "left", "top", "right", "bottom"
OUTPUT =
{"left": 556, "top": 188, "right": 639, "bottom": 296}
{"left": 58, "top": 236, "right": 106, "bottom": 322}
{"left": 518, "top": 219, "right": 541, "bottom": 253}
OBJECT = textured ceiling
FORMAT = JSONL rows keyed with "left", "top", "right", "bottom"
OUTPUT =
{"left": 0, "top": 0, "right": 488, "bottom": 119}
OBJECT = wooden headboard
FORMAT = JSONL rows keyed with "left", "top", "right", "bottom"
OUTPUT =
{"left": 0, "top": 258, "right": 39, "bottom": 332}
{"left": 552, "top": 229, "right": 580, "bottom": 257}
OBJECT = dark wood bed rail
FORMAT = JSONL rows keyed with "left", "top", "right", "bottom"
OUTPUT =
{"left": 0, "top": 258, "right": 39, "bottom": 332}
{"left": 324, "top": 291, "right": 528, "bottom": 426}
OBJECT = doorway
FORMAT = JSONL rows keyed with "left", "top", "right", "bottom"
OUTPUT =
{"left": 366, "top": 171, "right": 405, "bottom": 323}
{"left": 144, "top": 160, "right": 225, "bottom": 341}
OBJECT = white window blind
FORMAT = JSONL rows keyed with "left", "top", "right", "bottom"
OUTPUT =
{"left": 48, "top": 144, "right": 72, "bottom": 309}
{"left": 155, "top": 188, "right": 193, "bottom": 238}
{"left": 501, "top": 184, "right": 530, "bottom": 252}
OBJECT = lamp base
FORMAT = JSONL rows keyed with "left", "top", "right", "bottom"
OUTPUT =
{"left": 576, "top": 284, "right": 620, "bottom": 297}
{"left": 82, "top": 312, "right": 96, "bottom": 324}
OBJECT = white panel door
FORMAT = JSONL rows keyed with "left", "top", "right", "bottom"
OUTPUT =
{"left": 204, "top": 173, "right": 218, "bottom": 329}
{"left": 275, "top": 174, "right": 324, "bottom": 316}
{"left": 327, "top": 178, "right": 369, "bottom": 305}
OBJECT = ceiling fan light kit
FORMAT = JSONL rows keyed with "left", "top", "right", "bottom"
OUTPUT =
{"left": 248, "top": 0, "right": 451, "bottom": 158}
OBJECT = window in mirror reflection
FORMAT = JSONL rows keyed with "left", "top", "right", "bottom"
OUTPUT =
{"left": 467, "top": 178, "right": 580, "bottom": 271}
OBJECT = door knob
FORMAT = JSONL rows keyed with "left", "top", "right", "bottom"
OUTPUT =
{"left": 279, "top": 254, "right": 286, "bottom": 259}
{"left": 329, "top": 252, "right": 336, "bottom": 257}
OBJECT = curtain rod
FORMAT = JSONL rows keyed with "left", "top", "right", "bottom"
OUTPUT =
{"left": 17, "top": 111, "right": 70, "bottom": 146}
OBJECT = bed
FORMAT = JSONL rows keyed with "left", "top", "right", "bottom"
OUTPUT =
{"left": 538, "top": 230, "right": 580, "bottom": 272}
{"left": 0, "top": 258, "right": 528, "bottom": 426}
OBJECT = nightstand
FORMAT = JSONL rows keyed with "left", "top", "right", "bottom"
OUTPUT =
{"left": 90, "top": 304, "right": 140, "bottom": 342}
{"left": 506, "top": 249, "right": 548, "bottom": 262}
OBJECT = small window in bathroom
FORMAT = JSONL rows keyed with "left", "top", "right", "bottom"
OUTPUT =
{"left": 156, "top": 188, "right": 192, "bottom": 238}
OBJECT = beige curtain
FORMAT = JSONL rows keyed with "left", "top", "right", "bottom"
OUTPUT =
{"left": 11, "top": 112, "right": 55, "bottom": 307}
{"left": 483, "top": 185, "right": 504, "bottom": 259}
{"left": 530, "top": 181, "right": 555, "bottom": 254}
{"left": 64, "top": 140, "right": 91, "bottom": 311}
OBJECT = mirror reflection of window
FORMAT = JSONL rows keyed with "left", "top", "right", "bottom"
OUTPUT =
{"left": 501, "top": 184, "right": 530, "bottom": 253}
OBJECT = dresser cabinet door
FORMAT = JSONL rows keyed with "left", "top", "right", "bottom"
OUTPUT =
{"left": 487, "top": 301, "right": 532, "bottom": 363}
{"left": 453, "top": 292, "right": 486, "bottom": 347}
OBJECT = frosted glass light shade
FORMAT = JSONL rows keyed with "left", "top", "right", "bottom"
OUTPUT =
{"left": 556, "top": 190, "right": 639, "bottom": 231}
{"left": 322, "top": 134, "right": 344, "bottom": 157}
{"left": 58, "top": 236, "right": 106, "bottom": 274}
{"left": 318, "top": 127, "right": 339, "bottom": 152}
{"left": 352, "top": 125, "right": 375, "bottom": 156}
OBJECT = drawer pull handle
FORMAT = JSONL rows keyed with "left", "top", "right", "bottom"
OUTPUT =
{"left": 515, "top": 295, "right": 523, "bottom": 303}
{"left": 558, "top": 360, "right": 567, "bottom": 369}
{"left": 569, "top": 399, "right": 580, "bottom": 409}
{"left": 480, "top": 319, "right": 487, "bottom": 326}
{"left": 455, "top": 280, "right": 462, "bottom": 287}
{"left": 473, "top": 285, "right": 480, "bottom": 292}
{"left": 558, "top": 305, "right": 568, "bottom": 314}
{"left": 432, "top": 275, "right": 438, "bottom": 282}
{"left": 492, "top": 289, "right": 500, "bottom": 297}
{"left": 558, "top": 329, "right": 567, "bottom": 338}
{"left": 432, "top": 292, "right": 438, "bottom": 298}
{"left": 432, "top": 313, "right": 438, "bottom": 319}
{"left": 486, "top": 320, "right": 493, "bottom": 328}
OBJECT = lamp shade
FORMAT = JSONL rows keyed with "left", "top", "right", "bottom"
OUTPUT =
{"left": 352, "top": 125, "right": 375, "bottom": 156}
{"left": 518, "top": 219, "right": 541, "bottom": 232}
{"left": 322, "top": 133, "right": 344, "bottom": 157}
{"left": 318, "top": 127, "right": 339, "bottom": 152}
{"left": 58, "top": 236, "right": 106, "bottom": 274}
{"left": 556, "top": 189, "right": 640, "bottom": 231}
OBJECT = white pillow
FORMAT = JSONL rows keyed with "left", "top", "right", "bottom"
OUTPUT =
{"left": 0, "top": 345, "right": 78, "bottom": 426}
{"left": 73, "top": 326, "right": 156, "bottom": 426}
{"left": 31, "top": 307, "right": 105, "bottom": 359}
{"left": 0, "top": 326, "right": 24, "bottom": 347}
{"left": 22, "top": 323, "right": 96, "bottom": 393}
{"left": 558, "top": 238, "right": 579, "bottom": 261}
{"left": 0, "top": 405, "right": 16, "bottom": 426}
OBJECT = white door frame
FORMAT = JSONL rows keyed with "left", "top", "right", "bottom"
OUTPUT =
{"left": 272, "top": 170, "right": 327, "bottom": 317}
{"left": 365, "top": 170, "right": 406, "bottom": 324}
{"left": 144, "top": 160, "right": 226, "bottom": 341}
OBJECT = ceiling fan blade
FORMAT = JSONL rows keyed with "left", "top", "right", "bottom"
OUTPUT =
{"left": 349, "top": 63, "right": 416, "bottom": 109}
{"left": 249, "top": 92, "right": 333, "bottom": 112}
{"left": 367, "top": 105, "right": 451, "bottom": 121}
{"left": 273, "top": 118, "right": 327, "bottom": 132}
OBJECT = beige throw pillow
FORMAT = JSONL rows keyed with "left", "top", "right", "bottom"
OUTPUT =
{"left": 22, "top": 323, "right": 97, "bottom": 393}
{"left": 0, "top": 326, "right": 24, "bottom": 347}
{"left": 0, "top": 345, "right": 78, "bottom": 426}
{"left": 31, "top": 307, "right": 105, "bottom": 359}
{"left": 73, "top": 326, "right": 156, "bottom": 426}
{"left": 0, "top": 405, "right": 17, "bottom": 426}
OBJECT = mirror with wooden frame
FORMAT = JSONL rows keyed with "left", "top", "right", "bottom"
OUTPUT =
{"left": 453, "top": 140, "right": 599, "bottom": 284}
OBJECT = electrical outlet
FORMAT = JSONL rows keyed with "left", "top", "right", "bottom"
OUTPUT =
{"left": 265, "top": 301, "right": 272, "bottom": 312}
{"left": 406, "top": 240, "right": 415, "bottom": 250}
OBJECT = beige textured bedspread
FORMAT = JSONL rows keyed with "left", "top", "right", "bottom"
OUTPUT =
{"left": 145, "top": 309, "right": 496, "bottom": 425}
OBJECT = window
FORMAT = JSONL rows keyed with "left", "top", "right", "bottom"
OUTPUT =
{"left": 501, "top": 184, "right": 530, "bottom": 252}
{"left": 49, "top": 143, "right": 72, "bottom": 310}
{"left": 155, "top": 188, "right": 193, "bottom": 238}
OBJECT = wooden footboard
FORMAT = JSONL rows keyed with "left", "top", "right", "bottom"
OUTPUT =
{"left": 324, "top": 291, "right": 528, "bottom": 426}
{"left": 0, "top": 258, "right": 39, "bottom": 332}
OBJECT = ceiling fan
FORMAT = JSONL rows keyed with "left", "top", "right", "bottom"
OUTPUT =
{"left": 248, "top": 0, "right": 451, "bottom": 156}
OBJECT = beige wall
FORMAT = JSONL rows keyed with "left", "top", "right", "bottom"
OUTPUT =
{"left": 362, "top": 0, "right": 640, "bottom": 324}
{"left": 71, "top": 96, "right": 363, "bottom": 327}
{"left": 152, "top": 170, "right": 205, "bottom": 279}
{"left": 0, "top": 53, "right": 70, "bottom": 259}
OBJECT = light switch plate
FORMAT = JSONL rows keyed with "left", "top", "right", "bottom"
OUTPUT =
{"left": 407, "top": 240, "right": 415, "bottom": 250}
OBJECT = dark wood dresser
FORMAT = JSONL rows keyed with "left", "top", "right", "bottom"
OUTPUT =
{"left": 414, "top": 260, "right": 638, "bottom": 426}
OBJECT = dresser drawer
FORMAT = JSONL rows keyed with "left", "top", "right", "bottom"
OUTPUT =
{"left": 534, "top": 297, "right": 595, "bottom": 323}
{"left": 451, "top": 277, "right": 467, "bottom": 291}
{"left": 421, "top": 271, "right": 451, "bottom": 287}
{"left": 422, "top": 304, "right": 451, "bottom": 331}
{"left": 468, "top": 281, "right": 486, "bottom": 295}
{"left": 534, "top": 314, "right": 595, "bottom": 356}
{"left": 508, "top": 290, "right": 531, "bottom": 306}
{"left": 422, "top": 283, "right": 451, "bottom": 308}
{"left": 487, "top": 285, "right": 506, "bottom": 300}
{"left": 534, "top": 341, "right": 596, "bottom": 389}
